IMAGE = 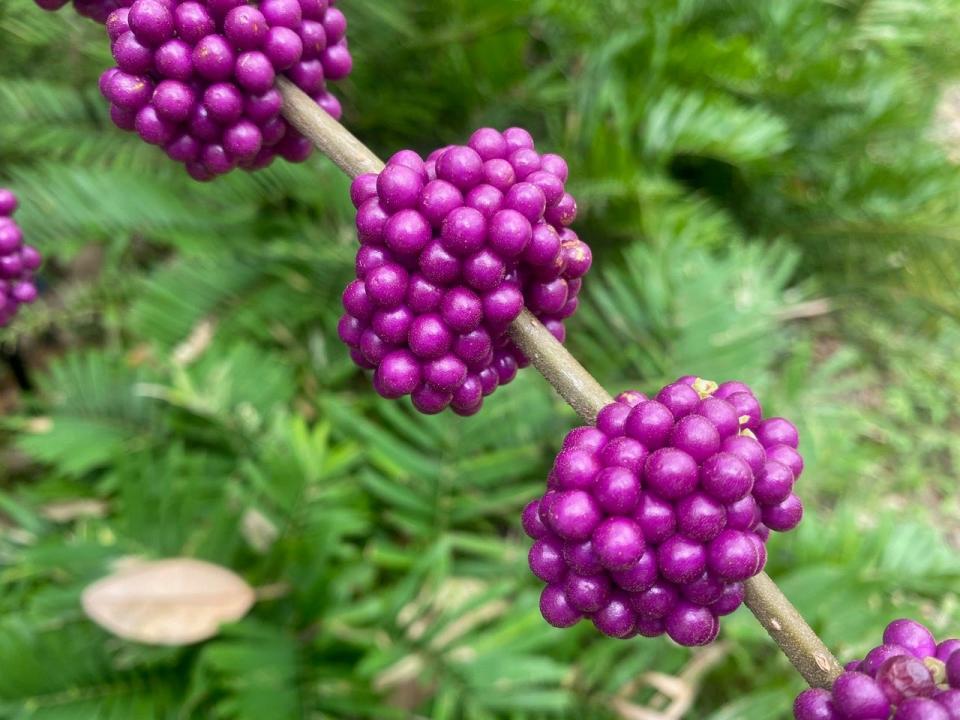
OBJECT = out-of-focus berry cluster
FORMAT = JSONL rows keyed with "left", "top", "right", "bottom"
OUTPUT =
{"left": 34, "top": 0, "right": 126, "bottom": 24}
{"left": 0, "top": 190, "right": 42, "bottom": 327}
{"left": 524, "top": 376, "right": 805, "bottom": 646}
{"left": 37, "top": 0, "right": 352, "bottom": 179}
{"left": 795, "top": 619, "right": 960, "bottom": 719}
{"left": 339, "top": 128, "right": 591, "bottom": 415}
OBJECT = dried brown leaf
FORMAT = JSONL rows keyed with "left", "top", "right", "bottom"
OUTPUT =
{"left": 41, "top": 499, "right": 108, "bottom": 523}
{"left": 81, "top": 557, "right": 255, "bottom": 645}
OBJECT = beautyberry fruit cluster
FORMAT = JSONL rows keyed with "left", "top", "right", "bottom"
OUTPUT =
{"left": 795, "top": 619, "right": 960, "bottom": 720}
{"left": 339, "top": 128, "right": 590, "bottom": 415}
{"left": 0, "top": 190, "right": 42, "bottom": 327}
{"left": 523, "top": 376, "right": 805, "bottom": 646}
{"left": 34, "top": 0, "right": 126, "bottom": 24}
{"left": 94, "top": 0, "right": 350, "bottom": 179}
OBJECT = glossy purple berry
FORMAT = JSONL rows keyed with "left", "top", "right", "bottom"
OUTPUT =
{"left": 644, "top": 448, "right": 698, "bottom": 500}
{"left": 794, "top": 689, "right": 841, "bottom": 720}
{"left": 563, "top": 573, "right": 610, "bottom": 614}
{"left": 665, "top": 601, "right": 718, "bottom": 646}
{"left": 635, "top": 492, "right": 676, "bottom": 544}
{"left": 831, "top": 672, "right": 891, "bottom": 720}
{"left": 593, "top": 594, "right": 638, "bottom": 638}
{"left": 761, "top": 493, "right": 804, "bottom": 532}
{"left": 658, "top": 535, "right": 706, "bottom": 584}
{"left": 528, "top": 538, "right": 566, "bottom": 584}
{"left": 610, "top": 551, "right": 657, "bottom": 592}
{"left": 896, "top": 698, "right": 949, "bottom": 720}
{"left": 548, "top": 490, "right": 602, "bottom": 541}
{"left": 592, "top": 517, "right": 645, "bottom": 570}
{"left": 235, "top": 51, "right": 275, "bottom": 94}
{"left": 862, "top": 644, "right": 912, "bottom": 676}
{"left": 937, "top": 639, "right": 960, "bottom": 663}
{"left": 670, "top": 414, "right": 721, "bottom": 464}
{"left": 707, "top": 529, "right": 760, "bottom": 581}
{"left": 539, "top": 585, "right": 580, "bottom": 628}
{"left": 128, "top": 0, "right": 174, "bottom": 47}
{"left": 593, "top": 466, "right": 640, "bottom": 515}
{"left": 884, "top": 619, "right": 938, "bottom": 660}
{"left": 373, "top": 350, "right": 420, "bottom": 399}
{"left": 676, "top": 492, "right": 727, "bottom": 542}
{"left": 624, "top": 400, "right": 674, "bottom": 449}
{"left": 522, "top": 500, "right": 546, "bottom": 539}
{"left": 224, "top": 5, "right": 268, "bottom": 49}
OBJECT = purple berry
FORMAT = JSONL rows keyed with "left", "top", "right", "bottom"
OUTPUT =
{"left": 437, "top": 146, "right": 484, "bottom": 190}
{"left": 128, "top": 0, "right": 174, "bottom": 47}
{"left": 832, "top": 672, "right": 891, "bottom": 720}
{"left": 696, "top": 397, "right": 740, "bottom": 438}
{"left": 708, "top": 529, "right": 760, "bottom": 581}
{"left": 756, "top": 416, "right": 800, "bottom": 449}
{"left": 610, "top": 551, "right": 657, "bottom": 592}
{"left": 528, "top": 538, "right": 566, "bottom": 584}
{"left": 539, "top": 585, "right": 581, "bottom": 628}
{"left": 701, "top": 456, "right": 756, "bottom": 511}
{"left": 670, "top": 414, "right": 721, "bottom": 464}
{"left": 635, "top": 492, "right": 677, "bottom": 544}
{"left": 753, "top": 460, "right": 795, "bottom": 506}
{"left": 547, "top": 490, "right": 602, "bottom": 541}
{"left": 552, "top": 448, "right": 600, "bottom": 490}
{"left": 656, "top": 382, "right": 701, "bottom": 419}
{"left": 938, "top": 639, "right": 960, "bottom": 663}
{"left": 591, "top": 517, "right": 645, "bottom": 570}
{"left": 676, "top": 492, "right": 727, "bottom": 542}
{"left": 767, "top": 443, "right": 805, "bottom": 479}
{"left": 761, "top": 493, "right": 804, "bottom": 532}
{"left": 712, "top": 582, "right": 746, "bottom": 616}
{"left": 882, "top": 619, "right": 937, "bottom": 660}
{"left": 895, "top": 698, "right": 949, "bottom": 720}
{"left": 563, "top": 573, "right": 610, "bottom": 614}
{"left": 593, "top": 466, "right": 640, "bottom": 515}
{"left": 658, "top": 535, "right": 706, "bottom": 584}
{"left": 629, "top": 581, "right": 678, "bottom": 620}
{"left": 521, "top": 499, "right": 546, "bottom": 539}
{"left": 624, "top": 400, "right": 674, "bottom": 449}
{"left": 562, "top": 539, "right": 604, "bottom": 576}
{"left": 862, "top": 644, "right": 912, "bottom": 676}
{"left": 793, "top": 689, "right": 841, "bottom": 720}
{"left": 665, "top": 601, "right": 718, "bottom": 646}
{"left": 593, "top": 594, "right": 637, "bottom": 638}
{"left": 934, "top": 690, "right": 960, "bottom": 719}
{"left": 645, "top": 448, "right": 698, "bottom": 500}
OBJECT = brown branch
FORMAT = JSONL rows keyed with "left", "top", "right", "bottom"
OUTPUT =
{"left": 277, "top": 79, "right": 843, "bottom": 689}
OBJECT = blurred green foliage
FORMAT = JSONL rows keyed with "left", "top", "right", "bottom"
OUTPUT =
{"left": 2, "top": 0, "right": 960, "bottom": 717}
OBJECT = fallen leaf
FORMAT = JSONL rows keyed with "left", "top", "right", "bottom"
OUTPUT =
{"left": 241, "top": 507, "right": 279, "bottom": 554}
{"left": 82, "top": 557, "right": 255, "bottom": 645}
{"left": 172, "top": 318, "right": 216, "bottom": 366}
{"left": 41, "top": 499, "right": 108, "bottom": 523}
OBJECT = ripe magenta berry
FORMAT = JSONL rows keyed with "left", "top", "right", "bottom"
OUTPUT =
{"left": 525, "top": 376, "right": 805, "bottom": 646}
{"left": 0, "top": 190, "right": 42, "bottom": 326}
{"left": 44, "top": 0, "right": 353, "bottom": 177}
{"left": 794, "top": 619, "right": 960, "bottom": 719}
{"left": 340, "top": 130, "right": 588, "bottom": 415}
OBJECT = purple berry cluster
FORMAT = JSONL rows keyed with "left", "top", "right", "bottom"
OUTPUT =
{"left": 523, "top": 376, "right": 806, "bottom": 646}
{"left": 339, "top": 128, "right": 590, "bottom": 416}
{"left": 795, "top": 619, "right": 960, "bottom": 720}
{"left": 0, "top": 190, "right": 42, "bottom": 327}
{"left": 33, "top": 0, "right": 127, "bottom": 24}
{"left": 94, "top": 0, "right": 351, "bottom": 179}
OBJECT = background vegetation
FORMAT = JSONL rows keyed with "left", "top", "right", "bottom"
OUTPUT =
{"left": 2, "top": 0, "right": 960, "bottom": 717}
